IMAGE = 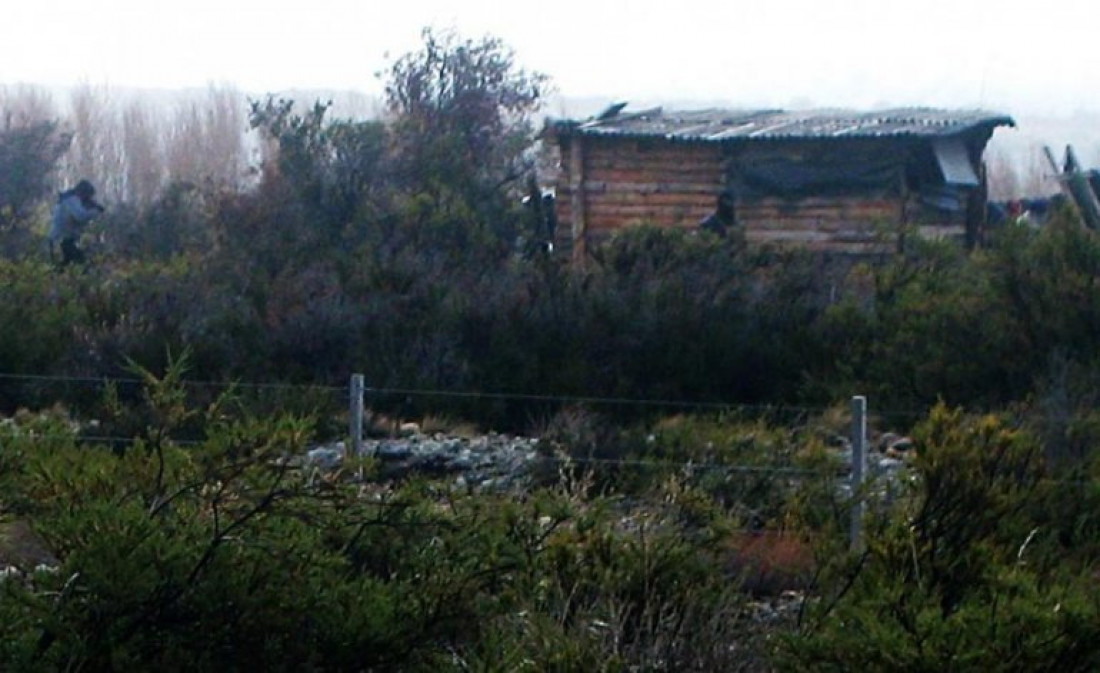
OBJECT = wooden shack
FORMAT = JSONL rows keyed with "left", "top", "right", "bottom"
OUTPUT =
{"left": 547, "top": 107, "right": 1014, "bottom": 260}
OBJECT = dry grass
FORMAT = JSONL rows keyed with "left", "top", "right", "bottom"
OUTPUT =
{"left": 419, "top": 414, "right": 479, "bottom": 438}
{"left": 723, "top": 530, "right": 815, "bottom": 596}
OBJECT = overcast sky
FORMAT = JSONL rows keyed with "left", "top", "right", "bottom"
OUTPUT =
{"left": 3, "top": 0, "right": 1098, "bottom": 116}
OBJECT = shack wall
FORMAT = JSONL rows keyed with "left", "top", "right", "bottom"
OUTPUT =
{"left": 554, "top": 136, "right": 724, "bottom": 259}
{"left": 729, "top": 138, "right": 906, "bottom": 254}
{"left": 554, "top": 134, "right": 980, "bottom": 258}
{"left": 737, "top": 195, "right": 902, "bottom": 253}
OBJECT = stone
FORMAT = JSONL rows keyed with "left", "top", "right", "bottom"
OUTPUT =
{"left": 448, "top": 455, "right": 475, "bottom": 471}
{"left": 889, "top": 436, "right": 914, "bottom": 452}
{"left": 303, "top": 431, "right": 542, "bottom": 491}
{"left": 876, "top": 457, "right": 904, "bottom": 472}
{"left": 306, "top": 445, "right": 344, "bottom": 470}
{"left": 877, "top": 432, "right": 901, "bottom": 453}
{"left": 376, "top": 441, "right": 412, "bottom": 461}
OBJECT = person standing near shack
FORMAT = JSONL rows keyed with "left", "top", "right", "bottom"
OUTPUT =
{"left": 49, "top": 180, "right": 105, "bottom": 266}
{"left": 699, "top": 189, "right": 739, "bottom": 239}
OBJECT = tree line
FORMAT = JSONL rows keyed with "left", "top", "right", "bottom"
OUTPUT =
{"left": 2, "top": 28, "right": 1100, "bottom": 443}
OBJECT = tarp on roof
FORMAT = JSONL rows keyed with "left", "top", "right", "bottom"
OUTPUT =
{"left": 729, "top": 146, "right": 903, "bottom": 199}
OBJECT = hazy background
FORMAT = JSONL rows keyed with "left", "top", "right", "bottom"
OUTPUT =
{"left": 5, "top": 0, "right": 1100, "bottom": 198}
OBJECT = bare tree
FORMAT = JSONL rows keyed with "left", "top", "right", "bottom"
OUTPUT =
{"left": 0, "top": 84, "right": 57, "bottom": 129}
{"left": 986, "top": 148, "right": 1019, "bottom": 201}
{"left": 1020, "top": 143, "right": 1050, "bottom": 198}
{"left": 64, "top": 83, "right": 126, "bottom": 203}
{"left": 203, "top": 85, "right": 247, "bottom": 189}
{"left": 166, "top": 84, "right": 247, "bottom": 190}
{"left": 166, "top": 97, "right": 204, "bottom": 187}
{"left": 121, "top": 99, "right": 166, "bottom": 207}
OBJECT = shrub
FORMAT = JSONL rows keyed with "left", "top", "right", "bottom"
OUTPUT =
{"left": 0, "top": 261, "right": 89, "bottom": 410}
{"left": 780, "top": 404, "right": 1100, "bottom": 671}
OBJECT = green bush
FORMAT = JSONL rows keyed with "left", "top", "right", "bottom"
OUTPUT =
{"left": 780, "top": 404, "right": 1100, "bottom": 671}
{"left": 1, "top": 364, "right": 806, "bottom": 671}
{"left": 0, "top": 261, "right": 90, "bottom": 410}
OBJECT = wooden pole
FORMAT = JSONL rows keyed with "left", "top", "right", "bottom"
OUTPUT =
{"left": 1042, "top": 145, "right": 1100, "bottom": 230}
{"left": 350, "top": 374, "right": 364, "bottom": 456}
{"left": 850, "top": 395, "right": 867, "bottom": 551}
{"left": 569, "top": 136, "right": 588, "bottom": 265}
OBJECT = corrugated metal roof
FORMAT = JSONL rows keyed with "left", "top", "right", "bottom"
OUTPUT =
{"left": 555, "top": 106, "right": 1015, "bottom": 141}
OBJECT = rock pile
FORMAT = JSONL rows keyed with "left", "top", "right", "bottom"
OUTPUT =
{"left": 306, "top": 431, "right": 543, "bottom": 491}
{"left": 305, "top": 424, "right": 919, "bottom": 497}
{"left": 826, "top": 430, "right": 915, "bottom": 474}
{"left": 748, "top": 589, "right": 806, "bottom": 625}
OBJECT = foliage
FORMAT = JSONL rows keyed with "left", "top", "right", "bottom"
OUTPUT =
{"left": 810, "top": 214, "right": 1100, "bottom": 421}
{"left": 384, "top": 27, "right": 548, "bottom": 247}
{"left": 385, "top": 27, "right": 546, "bottom": 187}
{"left": 582, "top": 228, "right": 823, "bottom": 404}
{"left": 0, "top": 118, "right": 71, "bottom": 254}
{"left": 0, "top": 364, "right": 786, "bottom": 671}
{"left": 780, "top": 404, "right": 1100, "bottom": 671}
{"left": 7, "top": 32, "right": 1100, "bottom": 668}
{"left": 0, "top": 261, "right": 90, "bottom": 409}
{"left": 829, "top": 236, "right": 1018, "bottom": 409}
{"left": 249, "top": 97, "right": 387, "bottom": 241}
{"left": 7, "top": 196, "right": 1100, "bottom": 452}
{"left": 98, "top": 182, "right": 216, "bottom": 261}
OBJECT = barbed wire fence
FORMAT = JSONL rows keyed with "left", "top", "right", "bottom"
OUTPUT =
{"left": 4, "top": 370, "right": 1094, "bottom": 552}
{"left": 2, "top": 370, "right": 882, "bottom": 547}
{"left": 0, "top": 370, "right": 932, "bottom": 423}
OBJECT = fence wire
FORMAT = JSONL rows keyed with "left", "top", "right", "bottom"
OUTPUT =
{"left": 0, "top": 371, "right": 932, "bottom": 419}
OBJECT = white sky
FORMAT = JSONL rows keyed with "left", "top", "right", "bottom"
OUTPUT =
{"left": 3, "top": 0, "right": 1099, "bottom": 116}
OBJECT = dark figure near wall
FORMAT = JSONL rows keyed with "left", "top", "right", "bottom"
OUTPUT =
{"left": 699, "top": 190, "right": 737, "bottom": 238}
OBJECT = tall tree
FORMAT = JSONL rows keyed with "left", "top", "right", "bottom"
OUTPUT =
{"left": 166, "top": 85, "right": 248, "bottom": 190}
{"left": 0, "top": 87, "right": 70, "bottom": 236}
{"left": 248, "top": 96, "right": 387, "bottom": 250}
{"left": 384, "top": 28, "right": 548, "bottom": 232}
{"left": 120, "top": 99, "right": 166, "bottom": 207}
{"left": 65, "top": 83, "right": 125, "bottom": 202}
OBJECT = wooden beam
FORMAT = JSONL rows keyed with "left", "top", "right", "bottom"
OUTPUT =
{"left": 569, "top": 135, "right": 588, "bottom": 264}
{"left": 1048, "top": 145, "right": 1100, "bottom": 230}
{"left": 582, "top": 181, "right": 721, "bottom": 195}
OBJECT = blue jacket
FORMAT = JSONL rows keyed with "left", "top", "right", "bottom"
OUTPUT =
{"left": 49, "top": 192, "right": 101, "bottom": 242}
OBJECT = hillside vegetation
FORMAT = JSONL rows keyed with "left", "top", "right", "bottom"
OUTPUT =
{"left": 2, "top": 29, "right": 1100, "bottom": 671}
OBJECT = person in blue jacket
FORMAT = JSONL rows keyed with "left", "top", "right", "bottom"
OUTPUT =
{"left": 48, "top": 180, "right": 105, "bottom": 266}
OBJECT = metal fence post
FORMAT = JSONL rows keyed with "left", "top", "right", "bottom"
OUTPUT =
{"left": 350, "top": 374, "right": 365, "bottom": 456}
{"left": 850, "top": 395, "right": 867, "bottom": 551}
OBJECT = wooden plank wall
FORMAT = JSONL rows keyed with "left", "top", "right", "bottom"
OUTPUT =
{"left": 555, "top": 137, "right": 725, "bottom": 256}
{"left": 902, "top": 192, "right": 969, "bottom": 243}
{"left": 738, "top": 195, "right": 902, "bottom": 254}
{"left": 554, "top": 135, "right": 937, "bottom": 257}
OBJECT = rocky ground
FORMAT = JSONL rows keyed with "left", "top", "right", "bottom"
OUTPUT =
{"left": 305, "top": 429, "right": 544, "bottom": 491}
{"left": 305, "top": 423, "right": 916, "bottom": 495}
